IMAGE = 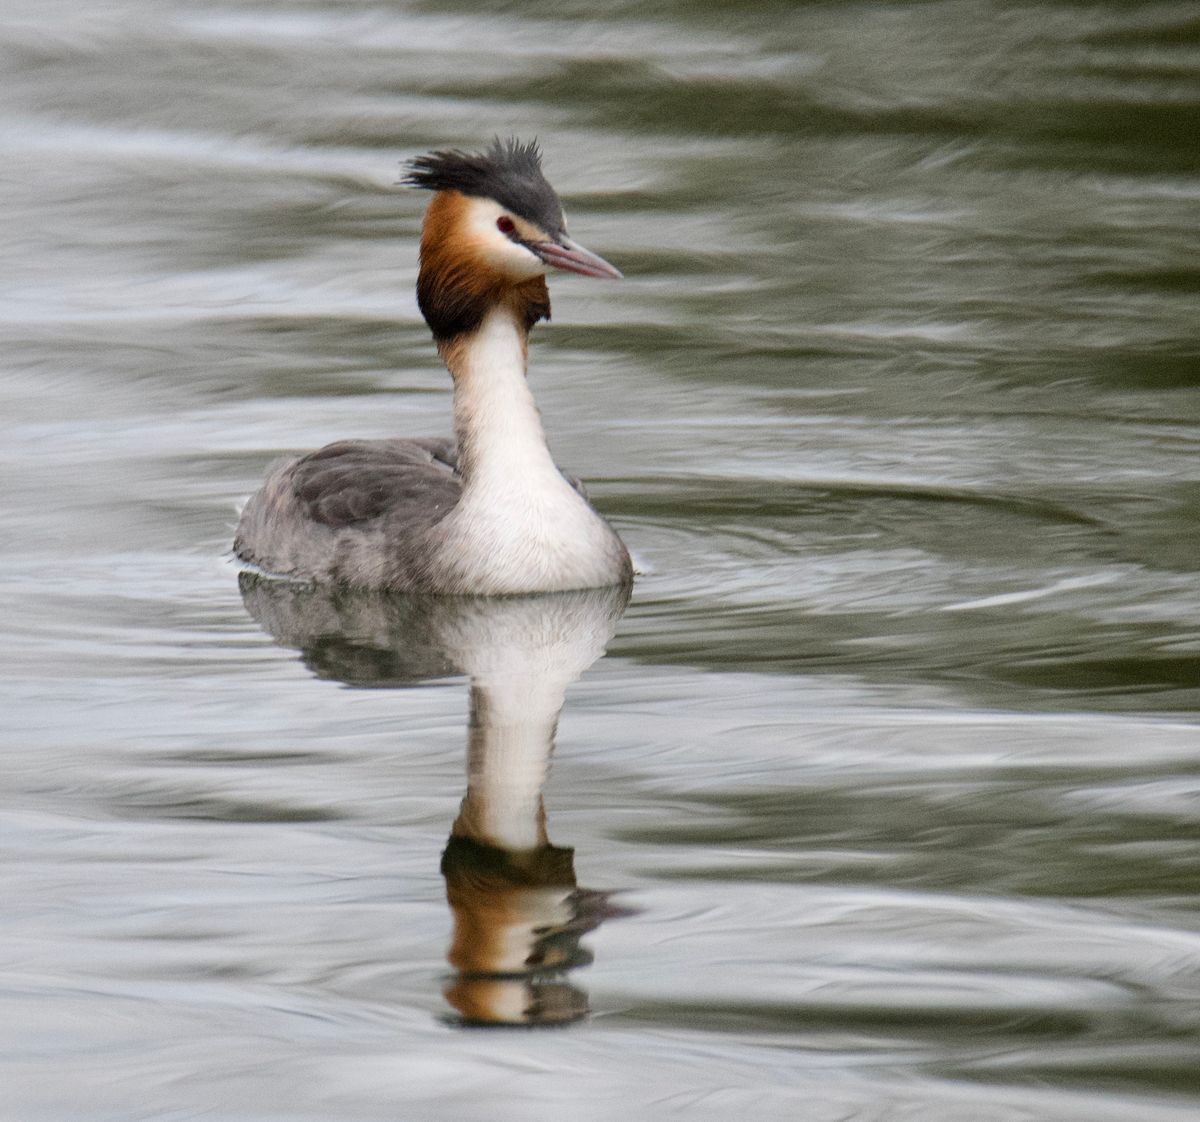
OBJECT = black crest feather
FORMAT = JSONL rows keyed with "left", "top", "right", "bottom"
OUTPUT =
{"left": 405, "top": 138, "right": 565, "bottom": 236}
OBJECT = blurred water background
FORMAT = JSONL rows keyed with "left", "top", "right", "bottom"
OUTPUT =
{"left": 2, "top": 0, "right": 1199, "bottom": 1118}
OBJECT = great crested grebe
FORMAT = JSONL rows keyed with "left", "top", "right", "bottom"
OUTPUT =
{"left": 234, "top": 139, "right": 631, "bottom": 594}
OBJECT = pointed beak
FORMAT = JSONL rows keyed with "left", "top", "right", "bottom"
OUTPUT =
{"left": 532, "top": 236, "right": 623, "bottom": 280}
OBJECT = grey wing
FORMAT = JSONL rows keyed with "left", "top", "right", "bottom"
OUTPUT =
{"left": 234, "top": 437, "right": 463, "bottom": 579}
{"left": 291, "top": 438, "right": 462, "bottom": 529}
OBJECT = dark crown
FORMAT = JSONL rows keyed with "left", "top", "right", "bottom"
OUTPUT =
{"left": 405, "top": 138, "right": 566, "bottom": 237}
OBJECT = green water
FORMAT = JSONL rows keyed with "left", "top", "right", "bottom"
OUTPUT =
{"left": 1, "top": 1, "right": 1198, "bottom": 1119}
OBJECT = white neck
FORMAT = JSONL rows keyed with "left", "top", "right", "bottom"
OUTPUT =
{"left": 454, "top": 679, "right": 562, "bottom": 850}
{"left": 439, "top": 589, "right": 627, "bottom": 848}
{"left": 448, "top": 308, "right": 563, "bottom": 491}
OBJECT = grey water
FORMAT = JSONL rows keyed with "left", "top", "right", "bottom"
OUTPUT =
{"left": 2, "top": 0, "right": 1199, "bottom": 1118}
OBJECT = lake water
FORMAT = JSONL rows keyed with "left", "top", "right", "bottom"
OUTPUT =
{"left": 2, "top": 1, "right": 1199, "bottom": 1119}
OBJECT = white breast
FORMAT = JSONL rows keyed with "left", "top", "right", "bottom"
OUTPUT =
{"left": 436, "top": 309, "right": 626, "bottom": 594}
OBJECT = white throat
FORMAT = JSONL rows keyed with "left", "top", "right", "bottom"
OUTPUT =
{"left": 457, "top": 679, "right": 560, "bottom": 850}
{"left": 450, "top": 308, "right": 559, "bottom": 489}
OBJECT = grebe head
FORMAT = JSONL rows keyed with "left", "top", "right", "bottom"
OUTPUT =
{"left": 406, "top": 139, "right": 621, "bottom": 342}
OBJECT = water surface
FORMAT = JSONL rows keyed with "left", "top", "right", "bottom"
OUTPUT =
{"left": 2, "top": 1, "right": 1199, "bottom": 1119}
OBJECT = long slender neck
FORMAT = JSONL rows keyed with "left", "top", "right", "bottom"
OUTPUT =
{"left": 440, "top": 589, "right": 629, "bottom": 850}
{"left": 439, "top": 307, "right": 563, "bottom": 490}
{"left": 451, "top": 678, "right": 563, "bottom": 850}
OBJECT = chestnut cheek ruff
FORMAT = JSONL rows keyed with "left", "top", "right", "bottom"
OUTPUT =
{"left": 417, "top": 192, "right": 551, "bottom": 345}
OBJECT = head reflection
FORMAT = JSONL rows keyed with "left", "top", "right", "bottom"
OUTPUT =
{"left": 442, "top": 837, "right": 594, "bottom": 1027}
{"left": 238, "top": 574, "right": 630, "bottom": 1028}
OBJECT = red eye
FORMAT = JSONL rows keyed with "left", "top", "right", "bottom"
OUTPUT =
{"left": 496, "top": 216, "right": 516, "bottom": 235}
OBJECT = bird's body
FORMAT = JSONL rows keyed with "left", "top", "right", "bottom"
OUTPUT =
{"left": 234, "top": 141, "right": 631, "bottom": 594}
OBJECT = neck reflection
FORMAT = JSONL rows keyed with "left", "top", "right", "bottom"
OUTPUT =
{"left": 238, "top": 574, "right": 630, "bottom": 1028}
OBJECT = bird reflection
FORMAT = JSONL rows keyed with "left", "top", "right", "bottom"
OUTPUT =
{"left": 238, "top": 572, "right": 630, "bottom": 1027}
